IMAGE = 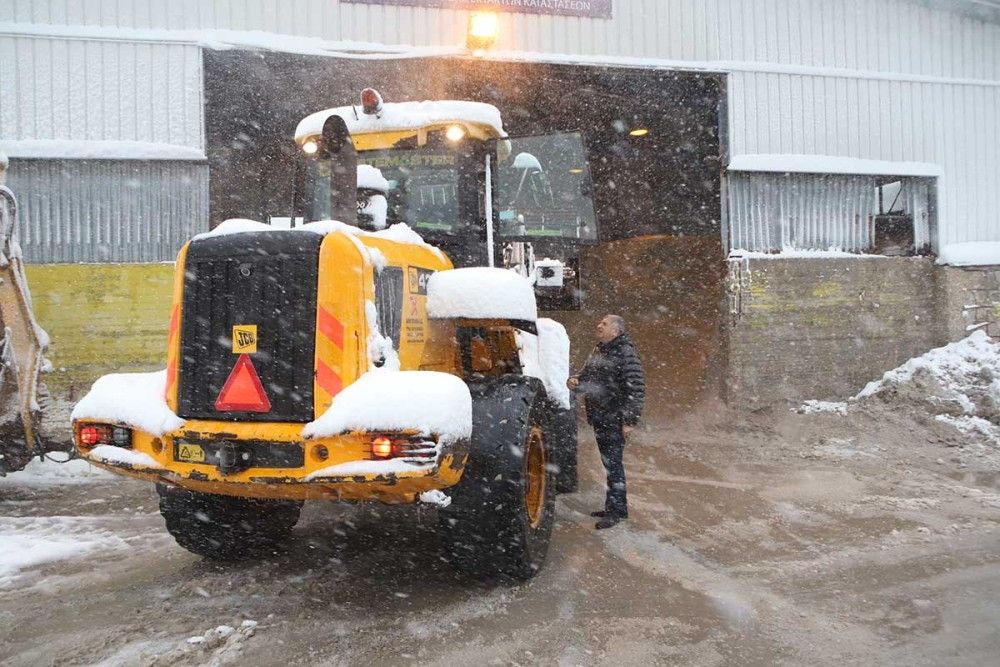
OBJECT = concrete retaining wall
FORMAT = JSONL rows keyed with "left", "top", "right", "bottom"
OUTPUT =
{"left": 725, "top": 257, "right": 1000, "bottom": 408}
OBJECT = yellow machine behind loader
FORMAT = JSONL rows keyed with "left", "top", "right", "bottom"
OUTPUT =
{"left": 71, "top": 91, "right": 597, "bottom": 579}
{"left": 0, "top": 154, "right": 53, "bottom": 475}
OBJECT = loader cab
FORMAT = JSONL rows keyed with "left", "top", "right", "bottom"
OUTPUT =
{"left": 292, "top": 91, "right": 599, "bottom": 307}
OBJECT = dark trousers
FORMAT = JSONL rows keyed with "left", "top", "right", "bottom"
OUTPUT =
{"left": 593, "top": 417, "right": 628, "bottom": 517}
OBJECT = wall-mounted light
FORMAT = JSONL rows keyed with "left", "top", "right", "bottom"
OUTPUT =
{"left": 445, "top": 125, "right": 467, "bottom": 142}
{"left": 629, "top": 128, "right": 650, "bottom": 137}
{"left": 302, "top": 139, "right": 319, "bottom": 154}
{"left": 467, "top": 12, "right": 499, "bottom": 52}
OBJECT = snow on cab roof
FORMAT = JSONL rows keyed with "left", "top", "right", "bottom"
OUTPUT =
{"left": 295, "top": 100, "right": 507, "bottom": 143}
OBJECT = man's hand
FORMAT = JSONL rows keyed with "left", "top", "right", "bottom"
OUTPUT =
{"left": 622, "top": 425, "right": 634, "bottom": 438}
{"left": 567, "top": 376, "right": 580, "bottom": 390}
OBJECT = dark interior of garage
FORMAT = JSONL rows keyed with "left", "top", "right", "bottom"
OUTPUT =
{"left": 204, "top": 52, "right": 727, "bottom": 417}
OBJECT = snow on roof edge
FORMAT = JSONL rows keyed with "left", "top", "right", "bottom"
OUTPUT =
{"left": 728, "top": 154, "right": 943, "bottom": 177}
{"left": 936, "top": 242, "right": 1000, "bottom": 267}
{"left": 0, "top": 140, "right": 206, "bottom": 161}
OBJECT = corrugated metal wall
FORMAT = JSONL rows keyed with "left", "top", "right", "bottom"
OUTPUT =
{"left": 729, "top": 72, "right": 1000, "bottom": 246}
{"left": 727, "top": 173, "right": 933, "bottom": 253}
{"left": 7, "top": 159, "right": 208, "bottom": 263}
{"left": 0, "top": 35, "right": 203, "bottom": 148}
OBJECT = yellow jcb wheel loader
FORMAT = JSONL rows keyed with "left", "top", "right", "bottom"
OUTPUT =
{"left": 72, "top": 90, "right": 597, "bottom": 579}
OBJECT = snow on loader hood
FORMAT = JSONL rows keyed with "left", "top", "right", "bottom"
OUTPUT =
{"left": 426, "top": 267, "right": 537, "bottom": 322}
{"left": 71, "top": 370, "right": 185, "bottom": 437}
{"left": 303, "top": 370, "right": 472, "bottom": 442}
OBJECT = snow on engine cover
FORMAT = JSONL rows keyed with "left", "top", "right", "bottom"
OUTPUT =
{"left": 426, "top": 267, "right": 537, "bottom": 322}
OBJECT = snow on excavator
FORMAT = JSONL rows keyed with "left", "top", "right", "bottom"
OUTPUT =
{"left": 70, "top": 91, "right": 597, "bottom": 579}
{"left": 0, "top": 152, "right": 54, "bottom": 475}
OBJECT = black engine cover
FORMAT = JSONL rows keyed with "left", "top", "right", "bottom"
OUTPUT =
{"left": 177, "top": 230, "right": 321, "bottom": 422}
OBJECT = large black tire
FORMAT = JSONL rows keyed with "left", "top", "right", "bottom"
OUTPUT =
{"left": 551, "top": 393, "right": 579, "bottom": 494}
{"left": 157, "top": 484, "right": 302, "bottom": 561}
{"left": 440, "top": 376, "right": 557, "bottom": 580}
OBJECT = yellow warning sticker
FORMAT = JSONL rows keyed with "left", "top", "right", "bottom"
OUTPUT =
{"left": 177, "top": 443, "right": 205, "bottom": 463}
{"left": 232, "top": 325, "right": 258, "bottom": 354}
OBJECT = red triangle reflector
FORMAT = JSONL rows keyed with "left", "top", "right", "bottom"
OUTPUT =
{"left": 215, "top": 354, "right": 272, "bottom": 412}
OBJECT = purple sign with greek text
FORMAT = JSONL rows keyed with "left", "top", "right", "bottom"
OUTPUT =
{"left": 341, "top": 0, "right": 612, "bottom": 19}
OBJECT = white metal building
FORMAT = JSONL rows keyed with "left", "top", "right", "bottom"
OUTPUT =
{"left": 1, "top": 0, "right": 998, "bottom": 260}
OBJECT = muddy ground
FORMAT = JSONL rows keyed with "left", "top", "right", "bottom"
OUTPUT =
{"left": 1, "top": 398, "right": 999, "bottom": 666}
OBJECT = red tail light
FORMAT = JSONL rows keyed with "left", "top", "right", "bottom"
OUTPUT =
{"left": 76, "top": 423, "right": 133, "bottom": 449}
{"left": 79, "top": 424, "right": 111, "bottom": 447}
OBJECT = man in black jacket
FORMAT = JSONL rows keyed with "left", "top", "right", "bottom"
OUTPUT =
{"left": 568, "top": 314, "right": 645, "bottom": 529}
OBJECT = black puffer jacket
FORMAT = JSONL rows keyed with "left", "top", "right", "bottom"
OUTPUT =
{"left": 576, "top": 333, "right": 645, "bottom": 426}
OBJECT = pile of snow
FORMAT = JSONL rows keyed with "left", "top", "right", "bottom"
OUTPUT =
{"left": 517, "top": 318, "right": 572, "bottom": 409}
{"left": 800, "top": 331, "right": 1000, "bottom": 449}
{"left": 71, "top": 370, "right": 184, "bottom": 437}
{"left": 937, "top": 242, "right": 1000, "bottom": 267}
{"left": 303, "top": 370, "right": 472, "bottom": 443}
{"left": 855, "top": 331, "right": 1000, "bottom": 408}
{"left": 296, "top": 100, "right": 506, "bottom": 143}
{"left": 427, "top": 267, "right": 537, "bottom": 322}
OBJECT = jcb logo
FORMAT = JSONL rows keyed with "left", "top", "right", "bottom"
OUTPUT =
{"left": 232, "top": 325, "right": 258, "bottom": 354}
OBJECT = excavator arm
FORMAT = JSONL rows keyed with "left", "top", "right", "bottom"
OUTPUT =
{"left": 0, "top": 185, "right": 49, "bottom": 474}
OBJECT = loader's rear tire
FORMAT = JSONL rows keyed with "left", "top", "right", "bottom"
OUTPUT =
{"left": 157, "top": 485, "right": 301, "bottom": 561}
{"left": 552, "top": 394, "right": 579, "bottom": 494}
{"left": 440, "top": 377, "right": 556, "bottom": 581}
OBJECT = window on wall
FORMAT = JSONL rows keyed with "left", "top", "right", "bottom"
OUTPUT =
{"left": 726, "top": 172, "right": 935, "bottom": 256}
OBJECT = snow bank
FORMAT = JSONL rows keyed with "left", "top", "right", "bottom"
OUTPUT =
{"left": 855, "top": 331, "right": 1000, "bottom": 404}
{"left": 937, "top": 242, "right": 1000, "bottom": 267}
{"left": 728, "top": 154, "right": 943, "bottom": 177}
{"left": 427, "top": 268, "right": 537, "bottom": 322}
{"left": 305, "top": 458, "right": 433, "bottom": 481}
{"left": 296, "top": 100, "right": 506, "bottom": 142}
{"left": 517, "top": 318, "right": 572, "bottom": 409}
{"left": 303, "top": 370, "right": 472, "bottom": 442}
{"left": 71, "top": 370, "right": 184, "bottom": 437}
{"left": 0, "top": 139, "right": 205, "bottom": 161}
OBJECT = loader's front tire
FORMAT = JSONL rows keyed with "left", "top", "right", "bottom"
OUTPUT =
{"left": 157, "top": 485, "right": 301, "bottom": 561}
{"left": 440, "top": 377, "right": 556, "bottom": 581}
